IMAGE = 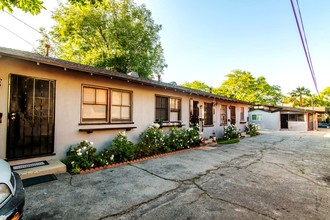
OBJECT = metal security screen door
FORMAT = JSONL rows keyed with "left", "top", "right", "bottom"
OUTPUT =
{"left": 7, "top": 74, "right": 55, "bottom": 159}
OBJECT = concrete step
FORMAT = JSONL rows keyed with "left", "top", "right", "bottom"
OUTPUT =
{"left": 14, "top": 160, "right": 67, "bottom": 180}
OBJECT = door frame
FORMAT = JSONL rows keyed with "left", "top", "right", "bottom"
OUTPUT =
{"left": 280, "top": 114, "right": 289, "bottom": 129}
{"left": 6, "top": 74, "right": 56, "bottom": 160}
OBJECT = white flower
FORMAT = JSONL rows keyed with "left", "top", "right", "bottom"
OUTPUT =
{"left": 91, "top": 163, "right": 94, "bottom": 167}
{"left": 152, "top": 123, "right": 160, "bottom": 129}
{"left": 90, "top": 142, "right": 94, "bottom": 146}
{"left": 77, "top": 152, "right": 82, "bottom": 156}
{"left": 71, "top": 161, "right": 75, "bottom": 165}
{"left": 110, "top": 155, "right": 114, "bottom": 161}
{"left": 82, "top": 146, "right": 87, "bottom": 150}
{"left": 86, "top": 151, "right": 88, "bottom": 155}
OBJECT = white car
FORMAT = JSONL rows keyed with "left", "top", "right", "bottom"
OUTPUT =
{"left": 0, "top": 159, "right": 25, "bottom": 220}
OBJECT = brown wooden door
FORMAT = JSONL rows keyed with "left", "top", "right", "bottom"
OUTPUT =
{"left": 230, "top": 106, "right": 236, "bottom": 125}
{"left": 7, "top": 74, "right": 55, "bottom": 159}
{"left": 308, "top": 114, "right": 313, "bottom": 130}
{"left": 281, "top": 114, "right": 288, "bottom": 129}
{"left": 189, "top": 100, "right": 199, "bottom": 126}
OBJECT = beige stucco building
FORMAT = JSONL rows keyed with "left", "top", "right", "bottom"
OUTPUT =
{"left": 248, "top": 105, "right": 318, "bottom": 131}
{"left": 0, "top": 47, "right": 249, "bottom": 164}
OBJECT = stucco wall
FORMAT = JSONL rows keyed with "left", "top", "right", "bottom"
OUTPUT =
{"left": 0, "top": 56, "right": 249, "bottom": 162}
{"left": 248, "top": 110, "right": 280, "bottom": 130}
{"left": 288, "top": 121, "right": 307, "bottom": 131}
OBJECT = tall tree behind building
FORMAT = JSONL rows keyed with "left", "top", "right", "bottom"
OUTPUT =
{"left": 35, "top": 0, "right": 167, "bottom": 79}
{"left": 213, "top": 70, "right": 283, "bottom": 105}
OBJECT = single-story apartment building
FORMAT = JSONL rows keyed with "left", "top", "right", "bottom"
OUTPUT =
{"left": 299, "top": 106, "right": 327, "bottom": 123}
{"left": 248, "top": 104, "right": 318, "bottom": 131}
{"left": 0, "top": 47, "right": 249, "bottom": 164}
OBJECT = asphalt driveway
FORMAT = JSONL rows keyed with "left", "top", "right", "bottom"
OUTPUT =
{"left": 24, "top": 131, "right": 330, "bottom": 220}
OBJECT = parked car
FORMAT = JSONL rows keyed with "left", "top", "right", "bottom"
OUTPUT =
{"left": 318, "top": 122, "right": 330, "bottom": 128}
{"left": 0, "top": 159, "right": 25, "bottom": 220}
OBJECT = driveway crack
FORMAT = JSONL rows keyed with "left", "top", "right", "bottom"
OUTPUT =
{"left": 99, "top": 185, "right": 182, "bottom": 219}
{"left": 129, "top": 164, "right": 181, "bottom": 182}
{"left": 100, "top": 150, "right": 273, "bottom": 219}
{"left": 191, "top": 178, "right": 277, "bottom": 220}
{"left": 266, "top": 162, "right": 330, "bottom": 189}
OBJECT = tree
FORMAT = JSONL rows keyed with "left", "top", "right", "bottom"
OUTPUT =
{"left": 288, "top": 86, "right": 311, "bottom": 107}
{"left": 0, "top": 0, "right": 107, "bottom": 15}
{"left": 312, "top": 87, "right": 330, "bottom": 121}
{"left": 213, "top": 70, "right": 283, "bottom": 105}
{"left": 35, "top": 0, "right": 166, "bottom": 78}
{"left": 0, "top": 0, "right": 44, "bottom": 15}
{"left": 180, "top": 81, "right": 212, "bottom": 93}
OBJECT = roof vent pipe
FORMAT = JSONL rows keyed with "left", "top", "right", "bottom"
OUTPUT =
{"left": 45, "top": 44, "right": 50, "bottom": 57}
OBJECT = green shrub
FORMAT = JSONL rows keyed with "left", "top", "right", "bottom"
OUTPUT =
{"left": 65, "top": 124, "right": 203, "bottom": 174}
{"left": 186, "top": 125, "right": 202, "bottom": 147}
{"left": 246, "top": 123, "right": 260, "bottom": 136}
{"left": 65, "top": 140, "right": 97, "bottom": 174}
{"left": 137, "top": 123, "right": 169, "bottom": 157}
{"left": 108, "top": 131, "right": 136, "bottom": 163}
{"left": 223, "top": 124, "right": 240, "bottom": 140}
{"left": 165, "top": 126, "right": 201, "bottom": 150}
{"left": 94, "top": 151, "right": 113, "bottom": 167}
{"left": 166, "top": 127, "right": 188, "bottom": 150}
{"left": 217, "top": 138, "right": 240, "bottom": 145}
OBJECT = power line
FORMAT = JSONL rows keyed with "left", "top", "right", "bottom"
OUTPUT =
{"left": 5, "top": 11, "right": 41, "bottom": 34}
{"left": 0, "top": 24, "right": 36, "bottom": 47}
{"left": 290, "top": 0, "right": 319, "bottom": 94}
{"left": 295, "top": 0, "right": 318, "bottom": 91}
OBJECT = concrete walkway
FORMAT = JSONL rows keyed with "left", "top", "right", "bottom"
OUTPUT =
{"left": 24, "top": 131, "right": 330, "bottom": 220}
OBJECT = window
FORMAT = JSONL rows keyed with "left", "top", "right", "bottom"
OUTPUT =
{"left": 170, "top": 98, "right": 181, "bottom": 121}
{"left": 240, "top": 107, "right": 245, "bottom": 121}
{"left": 155, "top": 96, "right": 169, "bottom": 122}
{"left": 288, "top": 114, "right": 304, "bottom": 121}
{"left": 155, "top": 96, "right": 181, "bottom": 122}
{"left": 251, "top": 114, "right": 263, "bottom": 121}
{"left": 81, "top": 86, "right": 132, "bottom": 124}
{"left": 204, "top": 102, "right": 213, "bottom": 126}
{"left": 111, "top": 90, "right": 132, "bottom": 122}
{"left": 82, "top": 87, "right": 108, "bottom": 123}
{"left": 220, "top": 105, "right": 227, "bottom": 126}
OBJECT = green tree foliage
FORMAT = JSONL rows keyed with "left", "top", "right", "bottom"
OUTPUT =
{"left": 288, "top": 86, "right": 311, "bottom": 107}
{"left": 35, "top": 0, "right": 167, "bottom": 78}
{"left": 180, "top": 81, "right": 212, "bottom": 93}
{"left": 0, "top": 0, "right": 109, "bottom": 15}
{"left": 213, "top": 70, "right": 283, "bottom": 105}
{"left": 0, "top": 0, "right": 44, "bottom": 15}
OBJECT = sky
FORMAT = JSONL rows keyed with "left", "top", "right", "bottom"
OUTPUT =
{"left": 0, "top": 0, "right": 329, "bottom": 95}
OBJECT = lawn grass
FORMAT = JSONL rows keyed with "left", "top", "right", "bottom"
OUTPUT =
{"left": 217, "top": 138, "right": 240, "bottom": 145}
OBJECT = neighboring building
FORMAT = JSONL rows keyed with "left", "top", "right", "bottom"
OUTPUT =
{"left": 299, "top": 107, "right": 327, "bottom": 123}
{"left": 248, "top": 105, "right": 318, "bottom": 131}
{"left": 0, "top": 47, "right": 249, "bottom": 163}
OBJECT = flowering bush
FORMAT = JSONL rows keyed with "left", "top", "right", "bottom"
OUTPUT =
{"left": 186, "top": 125, "right": 202, "bottom": 147}
{"left": 107, "top": 131, "right": 136, "bottom": 163}
{"left": 223, "top": 125, "right": 240, "bottom": 140}
{"left": 166, "top": 126, "right": 201, "bottom": 150}
{"left": 246, "top": 123, "right": 260, "bottom": 136}
{"left": 137, "top": 124, "right": 169, "bottom": 156}
{"left": 65, "top": 124, "right": 203, "bottom": 174}
{"left": 166, "top": 128, "right": 188, "bottom": 150}
{"left": 65, "top": 140, "right": 97, "bottom": 174}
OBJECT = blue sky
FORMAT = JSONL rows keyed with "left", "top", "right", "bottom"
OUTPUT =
{"left": 0, "top": 0, "right": 329, "bottom": 94}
